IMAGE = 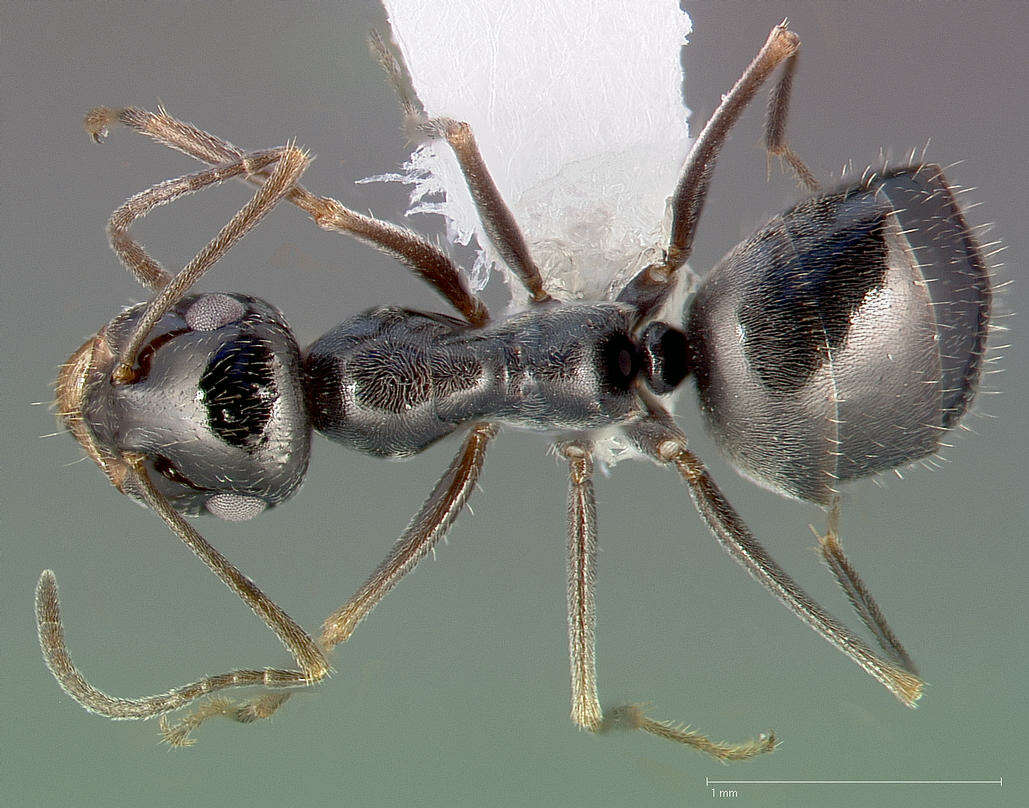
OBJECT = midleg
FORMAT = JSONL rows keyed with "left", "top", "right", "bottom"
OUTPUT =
{"left": 320, "top": 422, "right": 497, "bottom": 650}
{"left": 369, "top": 31, "right": 553, "bottom": 304}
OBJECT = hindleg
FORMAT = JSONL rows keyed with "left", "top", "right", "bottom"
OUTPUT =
{"left": 617, "top": 23, "right": 802, "bottom": 321}
{"left": 556, "top": 441, "right": 775, "bottom": 761}
{"left": 626, "top": 396, "right": 923, "bottom": 708}
{"left": 813, "top": 500, "right": 918, "bottom": 674}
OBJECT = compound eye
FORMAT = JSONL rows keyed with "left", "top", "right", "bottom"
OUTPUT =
{"left": 185, "top": 294, "right": 246, "bottom": 331}
{"left": 205, "top": 493, "right": 267, "bottom": 521}
{"left": 598, "top": 332, "right": 640, "bottom": 393}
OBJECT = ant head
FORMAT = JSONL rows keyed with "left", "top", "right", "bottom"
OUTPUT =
{"left": 56, "top": 331, "right": 133, "bottom": 494}
{"left": 56, "top": 294, "right": 312, "bottom": 519}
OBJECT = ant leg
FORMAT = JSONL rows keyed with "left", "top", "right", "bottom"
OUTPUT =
{"left": 85, "top": 104, "right": 241, "bottom": 162}
{"left": 36, "top": 572, "right": 304, "bottom": 746}
{"left": 556, "top": 442, "right": 774, "bottom": 761}
{"left": 763, "top": 49, "right": 820, "bottom": 191}
{"left": 813, "top": 500, "right": 918, "bottom": 674}
{"left": 105, "top": 147, "right": 293, "bottom": 291}
{"left": 665, "top": 22, "right": 799, "bottom": 269}
{"left": 111, "top": 146, "right": 310, "bottom": 382}
{"left": 627, "top": 396, "right": 923, "bottom": 708}
{"left": 418, "top": 116, "right": 552, "bottom": 304}
{"left": 36, "top": 460, "right": 329, "bottom": 746}
{"left": 304, "top": 191, "right": 490, "bottom": 325}
{"left": 319, "top": 422, "right": 497, "bottom": 650}
{"left": 557, "top": 441, "right": 601, "bottom": 731}
{"left": 131, "top": 460, "right": 329, "bottom": 687}
{"left": 370, "top": 32, "right": 553, "bottom": 305}
{"left": 132, "top": 458, "right": 330, "bottom": 744}
{"left": 617, "top": 22, "right": 801, "bottom": 321}
{"left": 86, "top": 106, "right": 490, "bottom": 326}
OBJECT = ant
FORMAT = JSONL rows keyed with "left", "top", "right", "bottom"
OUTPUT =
{"left": 37, "top": 23, "right": 991, "bottom": 759}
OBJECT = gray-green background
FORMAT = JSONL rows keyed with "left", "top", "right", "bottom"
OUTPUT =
{"left": 3, "top": 2, "right": 1025, "bottom": 806}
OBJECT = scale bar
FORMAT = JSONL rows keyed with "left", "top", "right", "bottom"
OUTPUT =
{"left": 706, "top": 777, "right": 1002, "bottom": 786}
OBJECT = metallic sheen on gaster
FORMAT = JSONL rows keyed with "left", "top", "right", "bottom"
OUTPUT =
{"left": 687, "top": 166, "right": 990, "bottom": 503}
